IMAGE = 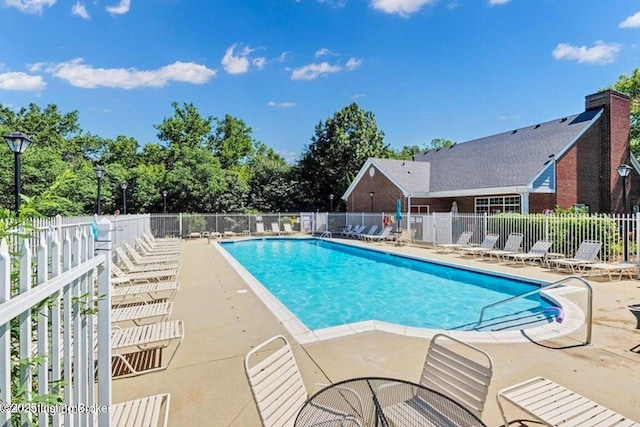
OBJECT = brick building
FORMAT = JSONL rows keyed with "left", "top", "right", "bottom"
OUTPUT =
{"left": 343, "top": 90, "right": 638, "bottom": 214}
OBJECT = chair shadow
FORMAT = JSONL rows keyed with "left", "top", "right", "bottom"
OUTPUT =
{"left": 629, "top": 304, "right": 640, "bottom": 329}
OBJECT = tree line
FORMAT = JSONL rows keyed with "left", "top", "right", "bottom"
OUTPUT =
{"left": 0, "top": 68, "right": 637, "bottom": 216}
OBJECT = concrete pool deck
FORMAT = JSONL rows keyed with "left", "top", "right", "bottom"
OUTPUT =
{"left": 113, "top": 237, "right": 640, "bottom": 426}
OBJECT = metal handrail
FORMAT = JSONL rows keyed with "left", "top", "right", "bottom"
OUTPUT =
{"left": 476, "top": 276, "right": 592, "bottom": 345}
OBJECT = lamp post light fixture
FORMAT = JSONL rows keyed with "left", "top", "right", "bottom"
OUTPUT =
{"left": 329, "top": 194, "right": 334, "bottom": 212}
{"left": 94, "top": 165, "right": 105, "bottom": 215}
{"left": 162, "top": 190, "right": 168, "bottom": 214}
{"left": 617, "top": 164, "right": 633, "bottom": 261}
{"left": 3, "top": 131, "right": 32, "bottom": 212}
{"left": 369, "top": 191, "right": 375, "bottom": 213}
{"left": 120, "top": 180, "right": 128, "bottom": 215}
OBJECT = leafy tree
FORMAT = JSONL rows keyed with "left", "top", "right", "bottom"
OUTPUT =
{"left": 209, "top": 114, "right": 254, "bottom": 169}
{"left": 247, "top": 142, "right": 297, "bottom": 212}
{"left": 609, "top": 68, "right": 640, "bottom": 157}
{"left": 297, "top": 103, "right": 391, "bottom": 211}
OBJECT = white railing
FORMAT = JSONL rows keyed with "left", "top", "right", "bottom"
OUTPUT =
{"left": 0, "top": 218, "right": 116, "bottom": 427}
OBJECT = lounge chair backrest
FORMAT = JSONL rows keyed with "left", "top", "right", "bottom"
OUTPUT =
{"left": 244, "top": 335, "right": 307, "bottom": 427}
{"left": 111, "top": 264, "right": 127, "bottom": 278}
{"left": 480, "top": 234, "right": 500, "bottom": 249}
{"left": 115, "top": 247, "right": 136, "bottom": 270}
{"left": 574, "top": 240, "right": 601, "bottom": 261}
{"left": 271, "top": 222, "right": 280, "bottom": 233}
{"left": 420, "top": 334, "right": 494, "bottom": 419}
{"left": 528, "top": 240, "right": 552, "bottom": 255}
{"left": 283, "top": 223, "right": 293, "bottom": 233}
{"left": 354, "top": 225, "right": 366, "bottom": 234}
{"left": 256, "top": 223, "right": 265, "bottom": 233}
{"left": 379, "top": 226, "right": 393, "bottom": 237}
{"left": 455, "top": 231, "right": 473, "bottom": 245}
{"left": 364, "top": 225, "right": 378, "bottom": 236}
{"left": 502, "top": 233, "right": 524, "bottom": 252}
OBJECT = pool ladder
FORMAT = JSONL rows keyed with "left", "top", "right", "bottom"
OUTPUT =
{"left": 475, "top": 276, "right": 593, "bottom": 346}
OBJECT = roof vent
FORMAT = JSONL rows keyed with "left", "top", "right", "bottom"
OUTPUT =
{"left": 402, "top": 161, "right": 405, "bottom": 166}
{"left": 511, "top": 130, "right": 518, "bottom": 134}
{"left": 407, "top": 171, "right": 411, "bottom": 174}
{"left": 534, "top": 124, "right": 541, "bottom": 129}
{"left": 560, "top": 117, "right": 567, "bottom": 123}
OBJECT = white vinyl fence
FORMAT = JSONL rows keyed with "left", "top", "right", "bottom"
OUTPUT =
{"left": 0, "top": 215, "right": 151, "bottom": 427}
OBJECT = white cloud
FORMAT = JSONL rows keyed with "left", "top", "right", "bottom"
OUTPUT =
{"left": 0, "top": 72, "right": 46, "bottom": 91}
{"left": 497, "top": 115, "right": 520, "bottom": 121}
{"left": 71, "top": 1, "right": 90, "bottom": 18}
{"left": 267, "top": 101, "right": 296, "bottom": 108}
{"left": 351, "top": 93, "right": 365, "bottom": 100}
{"left": 318, "top": 0, "right": 346, "bottom": 7}
{"left": 345, "top": 57, "right": 362, "bottom": 71}
{"left": 315, "top": 48, "right": 335, "bottom": 57}
{"left": 488, "top": 0, "right": 510, "bottom": 5}
{"left": 290, "top": 62, "right": 341, "bottom": 80}
{"left": 106, "top": 0, "right": 130, "bottom": 15}
{"left": 221, "top": 43, "right": 255, "bottom": 74}
{"left": 552, "top": 41, "right": 620, "bottom": 65}
{"left": 620, "top": 11, "right": 640, "bottom": 28}
{"left": 253, "top": 57, "right": 266, "bottom": 70}
{"left": 370, "top": 0, "right": 436, "bottom": 16}
{"left": 5, "top": 0, "right": 56, "bottom": 14}
{"left": 45, "top": 58, "right": 216, "bottom": 89}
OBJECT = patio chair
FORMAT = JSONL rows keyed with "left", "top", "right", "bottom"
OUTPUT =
{"left": 255, "top": 222, "right": 268, "bottom": 235}
{"left": 111, "top": 264, "right": 178, "bottom": 284}
{"left": 245, "top": 335, "right": 363, "bottom": 427}
{"left": 502, "top": 240, "right": 553, "bottom": 266}
{"left": 483, "top": 233, "right": 524, "bottom": 262}
{"left": 548, "top": 240, "right": 601, "bottom": 273}
{"left": 342, "top": 225, "right": 364, "bottom": 238}
{"left": 112, "top": 281, "right": 180, "bottom": 306}
{"left": 124, "top": 242, "right": 181, "bottom": 264}
{"left": 392, "top": 228, "right": 414, "bottom": 246}
{"left": 378, "top": 333, "right": 493, "bottom": 423}
{"left": 362, "top": 225, "right": 393, "bottom": 242}
{"left": 111, "top": 301, "right": 173, "bottom": 326}
{"left": 356, "top": 225, "right": 377, "bottom": 240}
{"left": 136, "top": 237, "right": 182, "bottom": 256}
{"left": 434, "top": 231, "right": 473, "bottom": 253}
{"left": 111, "top": 320, "right": 184, "bottom": 378}
{"left": 497, "top": 376, "right": 640, "bottom": 427}
{"left": 271, "top": 222, "right": 282, "bottom": 235}
{"left": 458, "top": 233, "right": 500, "bottom": 258}
{"left": 581, "top": 261, "right": 638, "bottom": 281}
{"left": 116, "top": 247, "right": 181, "bottom": 273}
{"left": 283, "top": 223, "right": 294, "bottom": 234}
{"left": 107, "top": 393, "right": 170, "bottom": 427}
{"left": 143, "top": 232, "right": 182, "bottom": 248}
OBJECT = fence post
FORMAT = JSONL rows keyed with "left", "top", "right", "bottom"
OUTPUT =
{"left": 0, "top": 240, "right": 11, "bottom": 427}
{"left": 179, "top": 213, "right": 183, "bottom": 237}
{"left": 95, "top": 218, "right": 113, "bottom": 426}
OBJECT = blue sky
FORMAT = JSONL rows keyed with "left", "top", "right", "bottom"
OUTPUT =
{"left": 1, "top": 0, "right": 639, "bottom": 163}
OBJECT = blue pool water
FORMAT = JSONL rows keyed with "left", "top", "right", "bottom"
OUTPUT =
{"left": 220, "top": 238, "right": 557, "bottom": 331}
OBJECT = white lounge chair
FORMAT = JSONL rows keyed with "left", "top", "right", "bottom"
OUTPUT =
{"left": 111, "top": 264, "right": 178, "bottom": 284}
{"left": 503, "top": 240, "right": 553, "bottom": 266}
{"left": 548, "top": 240, "right": 601, "bottom": 273}
{"left": 483, "top": 232, "right": 524, "bottom": 262}
{"left": 116, "top": 247, "right": 181, "bottom": 273}
{"left": 107, "top": 393, "right": 171, "bottom": 427}
{"left": 111, "top": 320, "right": 184, "bottom": 379}
{"left": 581, "top": 261, "right": 638, "bottom": 281}
{"left": 111, "top": 301, "right": 173, "bottom": 326}
{"left": 143, "top": 232, "right": 182, "bottom": 249}
{"left": 378, "top": 333, "right": 493, "bottom": 423}
{"left": 136, "top": 237, "right": 182, "bottom": 256}
{"left": 283, "top": 223, "right": 294, "bottom": 234}
{"left": 343, "top": 225, "right": 365, "bottom": 238}
{"left": 124, "top": 242, "right": 181, "bottom": 264}
{"left": 112, "top": 281, "right": 180, "bottom": 306}
{"left": 362, "top": 226, "right": 393, "bottom": 242}
{"left": 497, "top": 376, "right": 640, "bottom": 427}
{"left": 271, "top": 222, "right": 282, "bottom": 235}
{"left": 255, "top": 222, "right": 268, "bottom": 235}
{"left": 435, "top": 231, "right": 473, "bottom": 252}
{"left": 356, "top": 225, "right": 377, "bottom": 240}
{"left": 245, "top": 335, "right": 363, "bottom": 427}
{"left": 459, "top": 233, "right": 500, "bottom": 258}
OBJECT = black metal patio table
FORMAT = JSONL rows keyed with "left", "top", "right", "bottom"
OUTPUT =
{"left": 295, "top": 377, "right": 487, "bottom": 427}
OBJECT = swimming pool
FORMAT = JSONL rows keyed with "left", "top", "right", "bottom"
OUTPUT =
{"left": 218, "top": 238, "right": 561, "bottom": 334}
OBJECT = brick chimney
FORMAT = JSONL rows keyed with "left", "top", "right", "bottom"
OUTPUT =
{"left": 585, "top": 90, "right": 631, "bottom": 213}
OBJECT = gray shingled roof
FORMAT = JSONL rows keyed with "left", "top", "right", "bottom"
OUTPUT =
{"left": 369, "top": 158, "right": 431, "bottom": 195}
{"left": 412, "top": 109, "right": 602, "bottom": 192}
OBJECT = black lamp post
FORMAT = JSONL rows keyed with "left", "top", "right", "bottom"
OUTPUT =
{"left": 94, "top": 165, "right": 105, "bottom": 215}
{"left": 329, "top": 194, "right": 334, "bottom": 212}
{"left": 120, "top": 180, "right": 128, "bottom": 214}
{"left": 369, "top": 191, "right": 374, "bottom": 213}
{"left": 3, "top": 131, "right": 32, "bottom": 212}
{"left": 162, "top": 190, "right": 168, "bottom": 214}
{"left": 617, "top": 164, "right": 632, "bottom": 261}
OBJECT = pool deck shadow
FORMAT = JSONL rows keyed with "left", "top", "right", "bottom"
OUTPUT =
{"left": 112, "top": 237, "right": 640, "bottom": 427}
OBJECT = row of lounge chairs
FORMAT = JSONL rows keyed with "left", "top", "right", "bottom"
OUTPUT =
{"left": 107, "top": 232, "right": 184, "bottom": 427}
{"left": 435, "top": 231, "right": 637, "bottom": 280}
{"left": 340, "top": 224, "right": 414, "bottom": 245}
{"left": 246, "top": 334, "right": 639, "bottom": 427}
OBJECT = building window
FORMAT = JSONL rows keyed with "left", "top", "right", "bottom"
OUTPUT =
{"left": 474, "top": 195, "right": 521, "bottom": 214}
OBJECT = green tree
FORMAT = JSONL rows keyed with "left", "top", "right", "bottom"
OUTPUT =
{"left": 609, "top": 68, "right": 640, "bottom": 156}
{"left": 247, "top": 142, "right": 297, "bottom": 212}
{"left": 297, "top": 103, "right": 390, "bottom": 211}
{"left": 209, "top": 114, "right": 254, "bottom": 169}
